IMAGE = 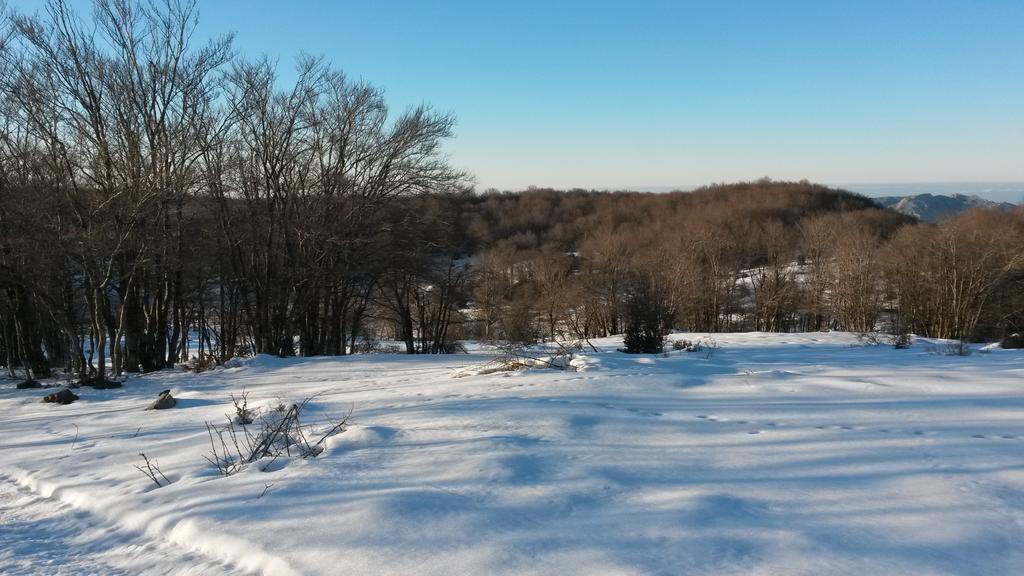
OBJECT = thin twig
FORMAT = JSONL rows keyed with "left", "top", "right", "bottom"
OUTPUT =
{"left": 257, "top": 483, "right": 274, "bottom": 499}
{"left": 134, "top": 452, "right": 170, "bottom": 488}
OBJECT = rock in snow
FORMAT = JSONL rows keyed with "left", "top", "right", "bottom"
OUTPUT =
{"left": 146, "top": 390, "right": 176, "bottom": 410}
{"left": 77, "top": 377, "right": 123, "bottom": 389}
{"left": 40, "top": 388, "right": 78, "bottom": 405}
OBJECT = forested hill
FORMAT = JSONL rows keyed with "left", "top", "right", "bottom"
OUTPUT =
{"left": 451, "top": 180, "right": 909, "bottom": 256}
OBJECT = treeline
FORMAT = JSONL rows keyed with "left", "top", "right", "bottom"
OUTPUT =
{"left": 456, "top": 184, "right": 1023, "bottom": 351}
{"left": 0, "top": 0, "right": 466, "bottom": 380}
{"left": 2, "top": 3, "right": 1022, "bottom": 380}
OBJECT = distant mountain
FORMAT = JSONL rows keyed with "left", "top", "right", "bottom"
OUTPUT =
{"left": 875, "top": 193, "right": 1017, "bottom": 222}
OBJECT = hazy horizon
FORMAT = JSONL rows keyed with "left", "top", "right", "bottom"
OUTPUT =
{"left": 490, "top": 181, "right": 1024, "bottom": 203}
{"left": 839, "top": 181, "right": 1024, "bottom": 203}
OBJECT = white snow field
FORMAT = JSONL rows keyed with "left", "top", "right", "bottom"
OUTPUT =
{"left": 2, "top": 332, "right": 1023, "bottom": 575}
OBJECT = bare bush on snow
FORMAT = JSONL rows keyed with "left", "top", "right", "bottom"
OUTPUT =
{"left": 205, "top": 395, "right": 351, "bottom": 476}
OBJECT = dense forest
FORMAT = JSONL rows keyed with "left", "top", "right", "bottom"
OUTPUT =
{"left": 1, "top": 1, "right": 1022, "bottom": 380}
{"left": 453, "top": 185, "right": 1022, "bottom": 348}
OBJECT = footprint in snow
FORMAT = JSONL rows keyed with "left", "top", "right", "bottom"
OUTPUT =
{"left": 626, "top": 407, "right": 659, "bottom": 415}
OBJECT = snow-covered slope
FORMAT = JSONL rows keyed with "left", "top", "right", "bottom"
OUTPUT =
{"left": 2, "top": 333, "right": 1023, "bottom": 575}
{"left": 876, "top": 193, "right": 1017, "bottom": 222}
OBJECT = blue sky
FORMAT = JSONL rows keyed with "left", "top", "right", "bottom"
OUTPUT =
{"left": 39, "top": 1, "right": 1024, "bottom": 196}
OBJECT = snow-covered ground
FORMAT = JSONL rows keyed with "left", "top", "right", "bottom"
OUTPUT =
{"left": 1, "top": 332, "right": 1023, "bottom": 575}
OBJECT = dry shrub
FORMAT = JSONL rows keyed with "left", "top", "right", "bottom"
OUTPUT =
{"left": 183, "top": 356, "right": 218, "bottom": 373}
{"left": 892, "top": 333, "right": 913, "bottom": 349}
{"left": 205, "top": 394, "right": 350, "bottom": 476}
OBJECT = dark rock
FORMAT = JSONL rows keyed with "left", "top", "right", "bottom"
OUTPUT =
{"left": 78, "top": 376, "right": 123, "bottom": 389}
{"left": 146, "top": 389, "right": 176, "bottom": 410}
{"left": 1001, "top": 333, "right": 1024, "bottom": 349}
{"left": 16, "top": 380, "right": 43, "bottom": 389}
{"left": 42, "top": 388, "right": 79, "bottom": 405}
